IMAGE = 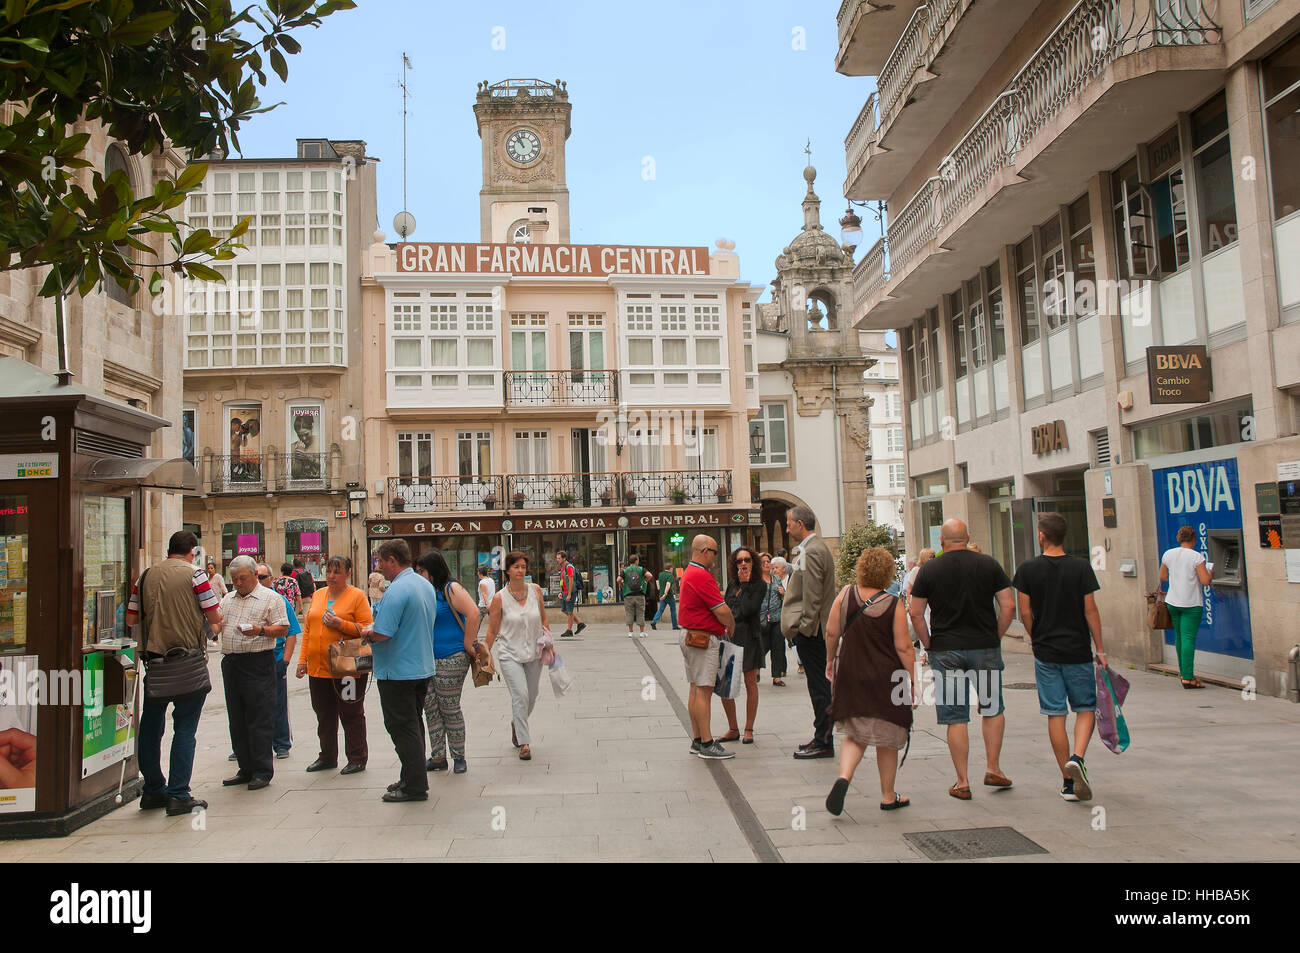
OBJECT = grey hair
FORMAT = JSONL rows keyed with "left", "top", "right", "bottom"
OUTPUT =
{"left": 228, "top": 555, "right": 258, "bottom": 576}
{"left": 788, "top": 505, "right": 817, "bottom": 532}
{"left": 770, "top": 556, "right": 789, "bottom": 573}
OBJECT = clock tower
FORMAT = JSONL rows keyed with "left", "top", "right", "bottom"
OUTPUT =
{"left": 473, "top": 78, "right": 572, "bottom": 244}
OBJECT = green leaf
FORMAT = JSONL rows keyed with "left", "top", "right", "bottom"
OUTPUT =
{"left": 0, "top": 37, "right": 51, "bottom": 53}
{"left": 229, "top": 216, "right": 250, "bottom": 238}
{"left": 181, "top": 228, "right": 213, "bottom": 254}
{"left": 277, "top": 33, "right": 301, "bottom": 55}
{"left": 269, "top": 46, "right": 287, "bottom": 82}
{"left": 138, "top": 218, "right": 178, "bottom": 234}
{"left": 184, "top": 262, "right": 225, "bottom": 282}
{"left": 111, "top": 11, "right": 180, "bottom": 45}
{"left": 175, "top": 163, "right": 207, "bottom": 191}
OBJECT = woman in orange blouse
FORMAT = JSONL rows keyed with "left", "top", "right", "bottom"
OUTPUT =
{"left": 296, "top": 554, "right": 373, "bottom": 775}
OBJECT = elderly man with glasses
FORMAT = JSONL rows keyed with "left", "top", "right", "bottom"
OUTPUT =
{"left": 219, "top": 555, "right": 289, "bottom": 790}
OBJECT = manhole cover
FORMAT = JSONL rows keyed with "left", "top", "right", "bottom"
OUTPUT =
{"left": 904, "top": 827, "right": 1047, "bottom": 861}
{"left": 1004, "top": 682, "right": 1036, "bottom": 690}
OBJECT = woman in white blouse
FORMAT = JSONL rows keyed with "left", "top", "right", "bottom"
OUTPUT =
{"left": 1159, "top": 525, "right": 1213, "bottom": 689}
{"left": 486, "top": 551, "right": 548, "bottom": 761}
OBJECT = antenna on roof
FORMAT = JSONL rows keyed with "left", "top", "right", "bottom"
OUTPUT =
{"left": 396, "top": 52, "right": 414, "bottom": 239}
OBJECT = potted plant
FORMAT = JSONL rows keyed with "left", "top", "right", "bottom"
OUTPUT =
{"left": 551, "top": 491, "right": 576, "bottom": 508}
{"left": 599, "top": 486, "right": 613, "bottom": 506}
{"left": 624, "top": 488, "right": 638, "bottom": 505}
{"left": 668, "top": 484, "right": 688, "bottom": 504}
{"left": 391, "top": 496, "right": 406, "bottom": 513}
{"left": 715, "top": 484, "right": 730, "bottom": 503}
{"left": 512, "top": 489, "right": 527, "bottom": 508}
{"left": 482, "top": 490, "right": 498, "bottom": 510}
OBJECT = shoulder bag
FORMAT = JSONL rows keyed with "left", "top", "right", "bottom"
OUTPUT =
{"left": 328, "top": 636, "right": 372, "bottom": 677}
{"left": 1146, "top": 590, "right": 1172, "bottom": 630}
{"left": 139, "top": 569, "right": 213, "bottom": 701}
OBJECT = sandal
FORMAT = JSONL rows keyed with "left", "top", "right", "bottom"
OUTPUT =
{"left": 519, "top": 745, "right": 531, "bottom": 761}
{"left": 880, "top": 795, "right": 910, "bottom": 811}
{"left": 742, "top": 729, "right": 754, "bottom": 745}
{"left": 949, "top": 783, "right": 972, "bottom": 800}
{"left": 772, "top": 678, "right": 786, "bottom": 687}
{"left": 1182, "top": 679, "right": 1205, "bottom": 689}
{"left": 718, "top": 730, "right": 741, "bottom": 743}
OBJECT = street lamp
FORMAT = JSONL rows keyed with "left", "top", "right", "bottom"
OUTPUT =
{"left": 839, "top": 207, "right": 863, "bottom": 249}
{"left": 749, "top": 423, "right": 765, "bottom": 461}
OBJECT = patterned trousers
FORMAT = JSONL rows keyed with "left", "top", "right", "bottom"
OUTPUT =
{"left": 424, "top": 650, "right": 472, "bottom": 760}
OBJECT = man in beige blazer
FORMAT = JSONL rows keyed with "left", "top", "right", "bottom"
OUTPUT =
{"left": 781, "top": 506, "right": 838, "bottom": 759}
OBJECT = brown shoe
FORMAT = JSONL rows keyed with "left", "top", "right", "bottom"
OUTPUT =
{"left": 983, "top": 771, "right": 1013, "bottom": 788}
{"left": 949, "top": 783, "right": 972, "bottom": 800}
{"left": 519, "top": 745, "right": 531, "bottom": 761}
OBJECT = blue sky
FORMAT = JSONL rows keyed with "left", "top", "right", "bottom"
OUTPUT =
{"left": 234, "top": 0, "right": 882, "bottom": 299}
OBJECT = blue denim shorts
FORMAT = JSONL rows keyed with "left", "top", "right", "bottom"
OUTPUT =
{"left": 928, "top": 647, "right": 1004, "bottom": 725}
{"left": 1034, "top": 659, "right": 1097, "bottom": 716}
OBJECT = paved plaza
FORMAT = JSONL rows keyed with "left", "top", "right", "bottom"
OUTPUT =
{"left": 4, "top": 626, "right": 1299, "bottom": 863}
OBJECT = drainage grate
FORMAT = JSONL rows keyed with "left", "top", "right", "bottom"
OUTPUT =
{"left": 1003, "top": 682, "right": 1037, "bottom": 690}
{"left": 904, "top": 827, "right": 1048, "bottom": 861}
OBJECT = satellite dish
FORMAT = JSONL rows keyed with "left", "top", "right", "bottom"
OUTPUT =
{"left": 393, "top": 211, "right": 417, "bottom": 239}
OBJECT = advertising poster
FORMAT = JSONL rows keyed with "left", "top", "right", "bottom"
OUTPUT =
{"left": 0, "top": 654, "right": 38, "bottom": 814}
{"left": 299, "top": 531, "right": 322, "bottom": 554}
{"left": 228, "top": 406, "right": 262, "bottom": 483}
{"left": 289, "top": 406, "right": 322, "bottom": 481}
{"left": 82, "top": 649, "right": 137, "bottom": 777}
{"left": 237, "top": 533, "right": 261, "bottom": 556}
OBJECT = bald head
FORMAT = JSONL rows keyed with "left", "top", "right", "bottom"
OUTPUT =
{"left": 939, "top": 518, "right": 970, "bottom": 551}
{"left": 691, "top": 534, "right": 719, "bottom": 568}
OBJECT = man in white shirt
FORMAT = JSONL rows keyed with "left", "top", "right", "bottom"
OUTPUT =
{"left": 219, "top": 555, "right": 289, "bottom": 790}
{"left": 476, "top": 566, "right": 497, "bottom": 632}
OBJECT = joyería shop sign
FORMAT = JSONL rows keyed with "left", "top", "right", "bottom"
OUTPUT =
{"left": 1147, "top": 346, "right": 1212, "bottom": 404}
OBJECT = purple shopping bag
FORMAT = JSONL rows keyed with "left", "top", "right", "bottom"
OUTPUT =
{"left": 1095, "top": 664, "right": 1131, "bottom": 754}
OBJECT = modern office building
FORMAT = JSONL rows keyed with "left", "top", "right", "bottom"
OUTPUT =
{"left": 838, "top": 0, "right": 1300, "bottom": 694}
{"left": 861, "top": 329, "right": 907, "bottom": 538}
{"left": 180, "top": 138, "right": 378, "bottom": 582}
{"left": 359, "top": 79, "right": 761, "bottom": 604}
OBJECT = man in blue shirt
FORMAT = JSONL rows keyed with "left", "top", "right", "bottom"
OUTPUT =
{"left": 363, "top": 538, "right": 437, "bottom": 802}
{"left": 257, "top": 564, "right": 300, "bottom": 759}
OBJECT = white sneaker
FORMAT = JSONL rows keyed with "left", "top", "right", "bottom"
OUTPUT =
{"left": 627, "top": 631, "right": 634, "bottom": 638}
{"left": 638, "top": 631, "right": 646, "bottom": 639}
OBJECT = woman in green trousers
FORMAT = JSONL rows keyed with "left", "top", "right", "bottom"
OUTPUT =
{"left": 1159, "top": 525, "right": 1213, "bottom": 689}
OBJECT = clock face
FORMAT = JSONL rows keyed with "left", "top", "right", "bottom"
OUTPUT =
{"left": 505, "top": 128, "right": 542, "bottom": 165}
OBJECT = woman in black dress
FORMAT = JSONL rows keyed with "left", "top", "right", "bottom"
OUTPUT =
{"left": 719, "top": 547, "right": 767, "bottom": 745}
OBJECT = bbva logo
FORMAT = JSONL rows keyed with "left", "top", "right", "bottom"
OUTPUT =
{"left": 1165, "top": 465, "right": 1235, "bottom": 514}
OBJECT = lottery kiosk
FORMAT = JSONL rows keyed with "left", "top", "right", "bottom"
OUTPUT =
{"left": 0, "top": 359, "right": 196, "bottom": 837}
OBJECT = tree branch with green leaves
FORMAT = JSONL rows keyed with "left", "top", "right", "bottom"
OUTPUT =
{"left": 0, "top": 0, "right": 355, "bottom": 300}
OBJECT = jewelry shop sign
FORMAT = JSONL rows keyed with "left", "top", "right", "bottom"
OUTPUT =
{"left": 1147, "top": 346, "right": 1212, "bottom": 405}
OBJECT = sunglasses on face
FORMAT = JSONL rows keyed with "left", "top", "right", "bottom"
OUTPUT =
{"left": 736, "top": 557, "right": 753, "bottom": 564}
{"left": 702, "top": 548, "right": 717, "bottom": 555}
{"left": 257, "top": 574, "right": 270, "bottom": 581}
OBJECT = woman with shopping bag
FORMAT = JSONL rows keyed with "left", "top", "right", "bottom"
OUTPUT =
{"left": 485, "top": 551, "right": 548, "bottom": 762}
{"left": 1160, "top": 525, "right": 1213, "bottom": 688}
{"left": 718, "top": 547, "right": 767, "bottom": 746}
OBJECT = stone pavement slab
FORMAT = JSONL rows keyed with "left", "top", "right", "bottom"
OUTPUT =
{"left": 7, "top": 624, "right": 1300, "bottom": 862}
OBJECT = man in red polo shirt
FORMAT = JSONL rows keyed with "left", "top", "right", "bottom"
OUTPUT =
{"left": 678, "top": 534, "right": 736, "bottom": 760}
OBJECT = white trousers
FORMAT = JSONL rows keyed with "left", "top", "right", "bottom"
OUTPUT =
{"left": 498, "top": 657, "right": 543, "bottom": 745}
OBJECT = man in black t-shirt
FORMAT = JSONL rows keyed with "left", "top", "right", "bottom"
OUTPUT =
{"left": 909, "top": 518, "right": 1015, "bottom": 800}
{"left": 1011, "top": 512, "right": 1107, "bottom": 803}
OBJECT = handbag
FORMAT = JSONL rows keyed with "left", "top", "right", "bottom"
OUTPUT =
{"left": 714, "top": 641, "right": 743, "bottom": 699}
{"left": 471, "top": 642, "right": 496, "bottom": 686}
{"left": 328, "top": 637, "right": 373, "bottom": 677}
{"left": 138, "top": 568, "right": 212, "bottom": 701}
{"left": 1146, "top": 590, "right": 1172, "bottom": 630}
{"left": 684, "top": 628, "right": 714, "bottom": 649}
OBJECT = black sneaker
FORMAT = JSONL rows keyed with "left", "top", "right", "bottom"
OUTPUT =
{"left": 1060, "top": 778, "right": 1078, "bottom": 801}
{"left": 650, "top": 622, "right": 657, "bottom": 630}
{"left": 1064, "top": 756, "right": 1092, "bottom": 800}
{"left": 561, "top": 629, "right": 573, "bottom": 638}
{"left": 575, "top": 622, "right": 587, "bottom": 635}
{"left": 826, "top": 777, "right": 850, "bottom": 816}
{"left": 426, "top": 758, "right": 448, "bottom": 772}
{"left": 697, "top": 740, "right": 735, "bottom": 760}
{"left": 689, "top": 739, "right": 702, "bottom": 756}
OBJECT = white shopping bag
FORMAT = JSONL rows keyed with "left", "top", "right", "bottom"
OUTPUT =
{"left": 714, "top": 641, "right": 743, "bottom": 700}
{"left": 549, "top": 652, "right": 573, "bottom": 697}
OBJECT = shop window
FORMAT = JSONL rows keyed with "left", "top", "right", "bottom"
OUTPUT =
{"left": 221, "top": 520, "right": 265, "bottom": 572}
{"left": 1131, "top": 401, "right": 1254, "bottom": 460}
{"left": 750, "top": 403, "right": 788, "bottom": 467}
{"left": 285, "top": 519, "right": 328, "bottom": 580}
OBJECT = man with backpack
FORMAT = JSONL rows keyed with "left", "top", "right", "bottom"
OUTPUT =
{"left": 621, "top": 554, "right": 653, "bottom": 638}
{"left": 557, "top": 550, "right": 587, "bottom": 638}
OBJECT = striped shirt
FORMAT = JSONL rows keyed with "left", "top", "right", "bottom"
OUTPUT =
{"left": 127, "top": 567, "right": 220, "bottom": 615}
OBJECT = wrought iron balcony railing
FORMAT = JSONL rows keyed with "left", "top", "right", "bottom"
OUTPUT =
{"left": 389, "top": 476, "right": 506, "bottom": 512}
{"left": 504, "top": 369, "right": 617, "bottom": 407}
{"left": 383, "top": 470, "right": 737, "bottom": 513}
{"left": 207, "top": 453, "right": 330, "bottom": 493}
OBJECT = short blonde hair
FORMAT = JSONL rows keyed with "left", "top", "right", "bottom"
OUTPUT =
{"left": 856, "top": 547, "right": 897, "bottom": 590}
{"left": 918, "top": 548, "right": 936, "bottom": 566}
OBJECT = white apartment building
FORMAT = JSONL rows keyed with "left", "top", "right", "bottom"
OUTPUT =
{"left": 861, "top": 330, "right": 907, "bottom": 536}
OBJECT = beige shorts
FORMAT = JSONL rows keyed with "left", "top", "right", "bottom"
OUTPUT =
{"left": 680, "top": 631, "right": 720, "bottom": 687}
{"left": 624, "top": 594, "right": 645, "bottom": 625}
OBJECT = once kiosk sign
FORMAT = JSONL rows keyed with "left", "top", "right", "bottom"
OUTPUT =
{"left": 397, "top": 243, "right": 710, "bottom": 277}
{"left": 1147, "top": 346, "right": 1212, "bottom": 404}
{"left": 0, "top": 454, "right": 57, "bottom": 479}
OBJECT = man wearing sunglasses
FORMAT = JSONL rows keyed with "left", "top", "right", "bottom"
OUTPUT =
{"left": 677, "top": 535, "right": 736, "bottom": 760}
